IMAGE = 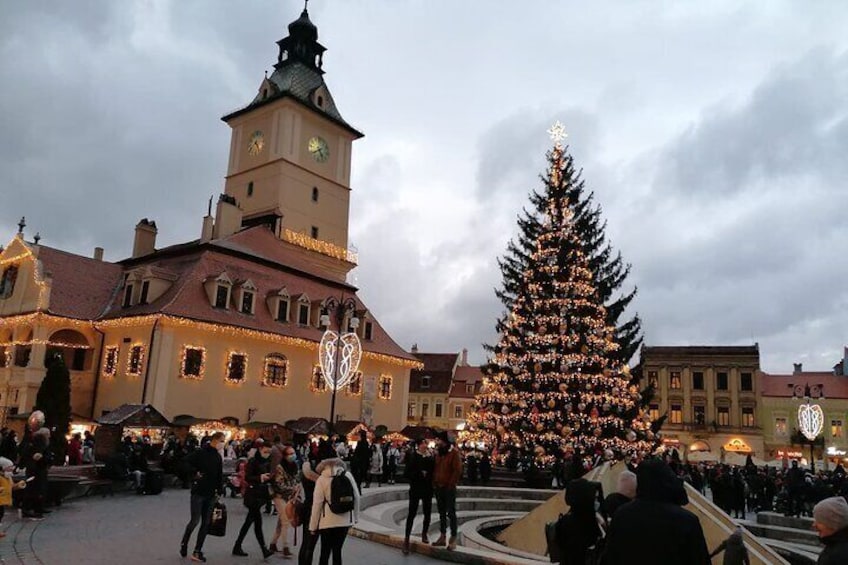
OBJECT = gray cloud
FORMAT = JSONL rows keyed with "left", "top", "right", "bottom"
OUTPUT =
{"left": 2, "top": 2, "right": 848, "bottom": 375}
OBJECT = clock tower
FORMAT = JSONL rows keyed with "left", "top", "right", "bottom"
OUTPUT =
{"left": 221, "top": 7, "right": 363, "bottom": 253}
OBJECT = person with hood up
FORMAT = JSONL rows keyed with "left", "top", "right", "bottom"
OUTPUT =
{"left": 309, "top": 456, "right": 361, "bottom": 565}
{"left": 709, "top": 527, "right": 750, "bottom": 565}
{"left": 601, "top": 458, "right": 709, "bottom": 565}
{"left": 555, "top": 478, "right": 603, "bottom": 565}
{"left": 601, "top": 470, "right": 636, "bottom": 521}
{"left": 813, "top": 496, "right": 848, "bottom": 564}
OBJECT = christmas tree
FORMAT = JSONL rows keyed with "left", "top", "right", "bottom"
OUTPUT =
{"left": 493, "top": 135, "right": 641, "bottom": 365}
{"left": 36, "top": 351, "right": 72, "bottom": 458}
{"left": 468, "top": 123, "right": 656, "bottom": 462}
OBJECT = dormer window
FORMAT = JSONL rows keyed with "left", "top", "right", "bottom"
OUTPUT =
{"left": 421, "top": 376, "right": 431, "bottom": 389}
{"left": 312, "top": 187, "right": 319, "bottom": 202}
{"left": 247, "top": 181, "right": 254, "bottom": 197}
{"left": 297, "top": 296, "right": 311, "bottom": 326}
{"left": 123, "top": 284, "right": 134, "bottom": 308}
{"left": 139, "top": 280, "right": 150, "bottom": 305}
{"left": 317, "top": 95, "right": 324, "bottom": 107}
{"left": 276, "top": 294, "right": 290, "bottom": 322}
{"left": 215, "top": 285, "right": 229, "bottom": 308}
{"left": 466, "top": 383, "right": 474, "bottom": 394}
{"left": 241, "top": 290, "right": 254, "bottom": 314}
{"left": 364, "top": 321, "right": 373, "bottom": 341}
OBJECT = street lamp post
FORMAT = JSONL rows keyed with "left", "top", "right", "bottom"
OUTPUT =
{"left": 319, "top": 295, "right": 361, "bottom": 435}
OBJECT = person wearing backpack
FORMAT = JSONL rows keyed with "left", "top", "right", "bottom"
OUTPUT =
{"left": 309, "top": 457, "right": 361, "bottom": 565}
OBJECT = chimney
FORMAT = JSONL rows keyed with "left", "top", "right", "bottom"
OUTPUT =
{"left": 461, "top": 348, "right": 468, "bottom": 366}
{"left": 132, "top": 219, "right": 157, "bottom": 258}
{"left": 201, "top": 215, "right": 214, "bottom": 242}
{"left": 93, "top": 247, "right": 104, "bottom": 261}
{"left": 411, "top": 343, "right": 418, "bottom": 354}
{"left": 793, "top": 362, "right": 803, "bottom": 374}
{"left": 212, "top": 194, "right": 242, "bottom": 239}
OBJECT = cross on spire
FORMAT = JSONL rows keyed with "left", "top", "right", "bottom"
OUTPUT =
{"left": 17, "top": 217, "right": 26, "bottom": 235}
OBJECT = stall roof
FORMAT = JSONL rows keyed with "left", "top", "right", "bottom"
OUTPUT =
{"left": 285, "top": 417, "right": 329, "bottom": 436}
{"left": 241, "top": 421, "right": 283, "bottom": 430}
{"left": 97, "top": 404, "right": 171, "bottom": 428}
{"left": 400, "top": 425, "right": 440, "bottom": 440}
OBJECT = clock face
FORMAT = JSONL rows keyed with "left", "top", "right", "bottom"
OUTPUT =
{"left": 307, "top": 136, "right": 330, "bottom": 163}
{"left": 247, "top": 131, "right": 264, "bottom": 156}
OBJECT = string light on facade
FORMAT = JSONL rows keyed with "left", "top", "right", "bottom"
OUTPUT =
{"left": 310, "top": 365, "right": 327, "bottom": 393}
{"left": 103, "top": 346, "right": 118, "bottom": 378}
{"left": 282, "top": 228, "right": 358, "bottom": 264}
{"left": 262, "top": 354, "right": 288, "bottom": 388}
{"left": 225, "top": 351, "right": 248, "bottom": 384}
{"left": 126, "top": 343, "right": 145, "bottom": 377}
{"left": 179, "top": 345, "right": 206, "bottom": 380}
{"left": 378, "top": 374, "right": 393, "bottom": 400}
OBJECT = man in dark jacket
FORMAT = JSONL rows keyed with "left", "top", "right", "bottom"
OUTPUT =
{"left": 350, "top": 431, "right": 370, "bottom": 494}
{"left": 180, "top": 431, "right": 225, "bottom": 562}
{"left": 813, "top": 496, "right": 848, "bottom": 564}
{"left": 402, "top": 438, "right": 435, "bottom": 554}
{"left": 602, "top": 458, "right": 709, "bottom": 565}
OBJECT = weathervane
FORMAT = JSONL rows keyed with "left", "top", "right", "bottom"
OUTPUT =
{"left": 547, "top": 121, "right": 568, "bottom": 147}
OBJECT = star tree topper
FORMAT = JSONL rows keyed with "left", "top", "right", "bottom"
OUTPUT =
{"left": 547, "top": 121, "right": 568, "bottom": 147}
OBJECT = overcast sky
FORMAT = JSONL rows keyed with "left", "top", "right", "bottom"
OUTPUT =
{"left": 2, "top": 1, "right": 847, "bottom": 373}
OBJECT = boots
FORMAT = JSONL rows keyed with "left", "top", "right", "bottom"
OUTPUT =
{"left": 232, "top": 546, "right": 248, "bottom": 557}
{"left": 432, "top": 534, "right": 446, "bottom": 547}
{"left": 402, "top": 539, "right": 410, "bottom": 555}
{"left": 448, "top": 535, "right": 457, "bottom": 551}
{"left": 421, "top": 532, "right": 430, "bottom": 544}
{"left": 282, "top": 547, "right": 293, "bottom": 558}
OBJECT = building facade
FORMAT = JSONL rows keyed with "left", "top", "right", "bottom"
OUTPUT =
{"left": 406, "top": 348, "right": 483, "bottom": 431}
{"left": 759, "top": 354, "right": 848, "bottom": 466}
{"left": 0, "top": 8, "right": 418, "bottom": 432}
{"left": 639, "top": 345, "right": 764, "bottom": 459}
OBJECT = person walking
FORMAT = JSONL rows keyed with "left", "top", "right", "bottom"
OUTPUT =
{"left": 299, "top": 441, "right": 333, "bottom": 565}
{"left": 385, "top": 443, "right": 400, "bottom": 485}
{"left": 432, "top": 432, "right": 462, "bottom": 550}
{"left": 270, "top": 445, "right": 300, "bottom": 558}
{"left": 813, "top": 496, "right": 848, "bottom": 564}
{"left": 309, "top": 456, "right": 361, "bottom": 565}
{"left": 232, "top": 440, "right": 274, "bottom": 559}
{"left": 402, "top": 438, "right": 435, "bottom": 554}
{"left": 350, "top": 432, "right": 370, "bottom": 493}
{"left": 555, "top": 479, "right": 603, "bottom": 565}
{"left": 601, "top": 458, "right": 710, "bottom": 565}
{"left": 180, "top": 431, "right": 225, "bottom": 563}
{"left": 708, "top": 527, "right": 750, "bottom": 565}
{"left": 367, "top": 441, "right": 383, "bottom": 488}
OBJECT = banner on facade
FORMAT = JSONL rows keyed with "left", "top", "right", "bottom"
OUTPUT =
{"left": 361, "top": 374, "right": 377, "bottom": 427}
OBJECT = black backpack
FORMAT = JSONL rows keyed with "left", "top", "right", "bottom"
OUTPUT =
{"left": 328, "top": 471, "right": 355, "bottom": 515}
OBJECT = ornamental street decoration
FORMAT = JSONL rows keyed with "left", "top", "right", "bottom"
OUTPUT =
{"left": 798, "top": 403, "right": 824, "bottom": 441}
{"left": 319, "top": 330, "right": 362, "bottom": 391}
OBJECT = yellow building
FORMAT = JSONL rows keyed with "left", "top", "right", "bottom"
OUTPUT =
{"left": 0, "top": 7, "right": 418, "bottom": 432}
{"left": 639, "top": 345, "right": 765, "bottom": 460}
{"left": 407, "top": 349, "right": 459, "bottom": 430}
{"left": 759, "top": 357, "right": 848, "bottom": 466}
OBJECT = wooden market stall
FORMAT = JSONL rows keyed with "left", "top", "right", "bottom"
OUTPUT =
{"left": 94, "top": 404, "right": 171, "bottom": 461}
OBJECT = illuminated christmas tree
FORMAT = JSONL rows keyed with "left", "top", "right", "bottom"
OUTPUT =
{"left": 467, "top": 123, "right": 656, "bottom": 462}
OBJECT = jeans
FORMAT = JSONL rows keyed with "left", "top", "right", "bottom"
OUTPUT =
{"left": 434, "top": 486, "right": 457, "bottom": 536}
{"left": 318, "top": 526, "right": 349, "bottom": 565}
{"left": 298, "top": 525, "right": 318, "bottom": 565}
{"left": 404, "top": 488, "right": 432, "bottom": 540}
{"left": 181, "top": 494, "right": 215, "bottom": 551}
{"left": 235, "top": 501, "right": 267, "bottom": 550}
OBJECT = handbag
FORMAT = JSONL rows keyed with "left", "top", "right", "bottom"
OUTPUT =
{"left": 207, "top": 500, "right": 227, "bottom": 537}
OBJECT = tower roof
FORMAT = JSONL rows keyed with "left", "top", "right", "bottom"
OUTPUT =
{"left": 222, "top": 8, "right": 362, "bottom": 138}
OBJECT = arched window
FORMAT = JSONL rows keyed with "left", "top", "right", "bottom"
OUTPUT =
{"left": 263, "top": 354, "right": 288, "bottom": 388}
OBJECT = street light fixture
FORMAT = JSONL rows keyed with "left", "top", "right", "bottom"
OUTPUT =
{"left": 318, "top": 295, "right": 362, "bottom": 434}
{"left": 791, "top": 382, "right": 825, "bottom": 471}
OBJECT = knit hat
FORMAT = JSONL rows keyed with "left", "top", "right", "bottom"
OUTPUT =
{"left": 253, "top": 439, "right": 266, "bottom": 449}
{"left": 813, "top": 496, "right": 848, "bottom": 531}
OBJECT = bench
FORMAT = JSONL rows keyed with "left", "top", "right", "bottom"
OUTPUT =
{"left": 81, "top": 478, "right": 115, "bottom": 497}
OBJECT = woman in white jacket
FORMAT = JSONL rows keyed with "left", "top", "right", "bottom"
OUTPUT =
{"left": 309, "top": 457, "right": 360, "bottom": 565}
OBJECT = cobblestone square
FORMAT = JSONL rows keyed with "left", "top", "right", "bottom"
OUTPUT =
{"left": 0, "top": 490, "right": 440, "bottom": 565}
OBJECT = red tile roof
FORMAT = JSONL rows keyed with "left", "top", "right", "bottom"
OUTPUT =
{"left": 409, "top": 352, "right": 459, "bottom": 393}
{"left": 37, "top": 245, "right": 123, "bottom": 320}
{"left": 759, "top": 372, "right": 848, "bottom": 399}
{"left": 18, "top": 227, "right": 414, "bottom": 363}
{"left": 450, "top": 365, "right": 484, "bottom": 398}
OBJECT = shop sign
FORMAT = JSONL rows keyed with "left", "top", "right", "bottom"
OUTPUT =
{"left": 723, "top": 438, "right": 752, "bottom": 453}
{"left": 826, "top": 446, "right": 847, "bottom": 457}
{"left": 776, "top": 449, "right": 803, "bottom": 459}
